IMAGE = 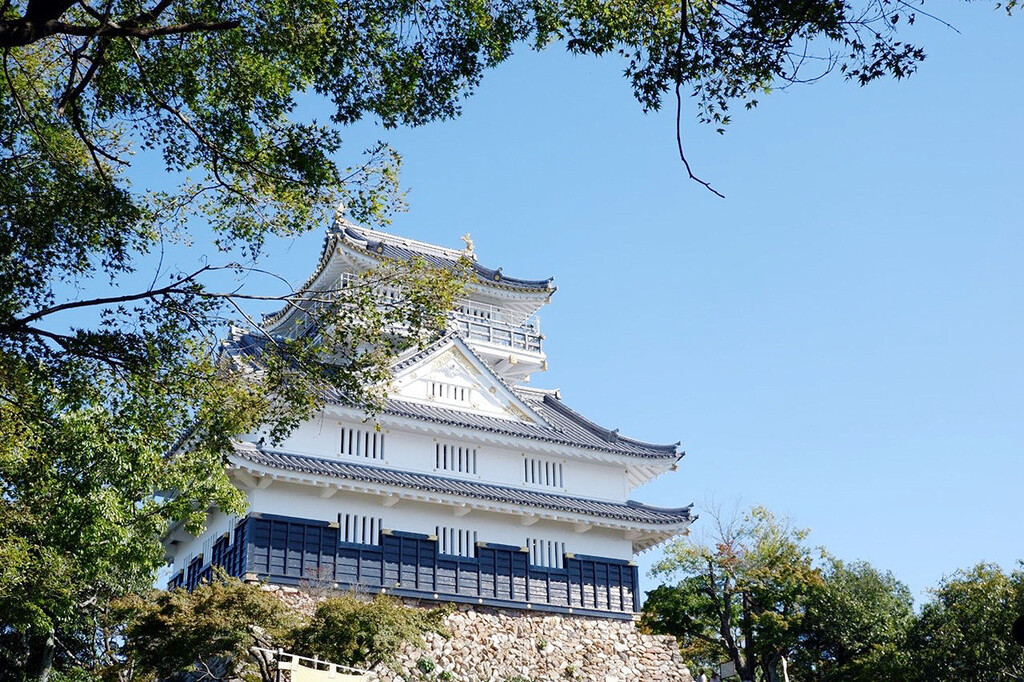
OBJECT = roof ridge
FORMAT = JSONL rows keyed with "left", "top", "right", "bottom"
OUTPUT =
{"left": 540, "top": 394, "right": 679, "bottom": 453}
{"left": 342, "top": 224, "right": 555, "bottom": 291}
{"left": 262, "top": 231, "right": 341, "bottom": 329}
{"left": 377, "top": 397, "right": 676, "bottom": 459}
{"left": 263, "top": 221, "right": 557, "bottom": 330}
{"left": 626, "top": 499, "right": 695, "bottom": 514}
{"left": 342, "top": 224, "right": 468, "bottom": 261}
{"left": 514, "top": 385, "right": 559, "bottom": 397}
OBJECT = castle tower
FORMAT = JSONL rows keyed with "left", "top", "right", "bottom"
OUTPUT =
{"left": 163, "top": 225, "right": 692, "bottom": 618}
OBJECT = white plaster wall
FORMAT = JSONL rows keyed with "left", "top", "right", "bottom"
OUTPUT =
{"left": 273, "top": 415, "right": 341, "bottom": 458}
{"left": 248, "top": 482, "right": 634, "bottom": 561}
{"left": 272, "top": 415, "right": 629, "bottom": 502}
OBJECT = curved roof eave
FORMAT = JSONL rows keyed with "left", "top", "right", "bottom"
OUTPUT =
{"left": 338, "top": 224, "right": 556, "bottom": 294}
{"left": 230, "top": 445, "right": 694, "bottom": 527}
{"left": 261, "top": 222, "right": 556, "bottom": 331}
{"left": 536, "top": 394, "right": 681, "bottom": 455}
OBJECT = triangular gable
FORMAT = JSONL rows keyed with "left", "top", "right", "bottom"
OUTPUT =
{"left": 391, "top": 336, "right": 548, "bottom": 424}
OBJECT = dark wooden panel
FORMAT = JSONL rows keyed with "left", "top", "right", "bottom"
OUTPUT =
{"left": 337, "top": 549, "right": 360, "bottom": 582}
{"left": 457, "top": 561, "right": 479, "bottom": 596}
{"left": 213, "top": 514, "right": 638, "bottom": 616}
{"left": 269, "top": 522, "right": 288, "bottom": 574}
{"left": 549, "top": 572, "right": 569, "bottom": 606}
{"left": 360, "top": 549, "right": 383, "bottom": 583}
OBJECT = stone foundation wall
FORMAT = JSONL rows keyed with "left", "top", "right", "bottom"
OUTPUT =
{"left": 265, "top": 586, "right": 693, "bottom": 682}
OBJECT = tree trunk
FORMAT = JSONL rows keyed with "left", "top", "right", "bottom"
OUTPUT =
{"left": 740, "top": 594, "right": 756, "bottom": 682}
{"left": 28, "top": 629, "right": 55, "bottom": 682}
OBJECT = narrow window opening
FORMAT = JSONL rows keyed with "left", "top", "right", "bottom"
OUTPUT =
{"left": 341, "top": 427, "right": 386, "bottom": 459}
{"left": 524, "top": 457, "right": 564, "bottom": 488}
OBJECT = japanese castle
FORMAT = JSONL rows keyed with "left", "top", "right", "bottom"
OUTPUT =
{"left": 164, "top": 223, "right": 693, "bottom": 618}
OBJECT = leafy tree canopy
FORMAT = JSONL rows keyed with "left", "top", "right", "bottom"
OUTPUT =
{"left": 907, "top": 563, "right": 1024, "bottom": 682}
{"left": 0, "top": 257, "right": 464, "bottom": 682}
{"left": 293, "top": 593, "right": 451, "bottom": 670}
{"left": 643, "top": 505, "right": 823, "bottom": 681}
{"left": 112, "top": 574, "right": 449, "bottom": 682}
{"left": 795, "top": 559, "right": 915, "bottom": 682}
{"left": 115, "top": 573, "right": 302, "bottom": 682}
{"left": 645, "top": 510, "right": 1024, "bottom": 682}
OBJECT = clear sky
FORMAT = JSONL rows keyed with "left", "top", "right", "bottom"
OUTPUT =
{"left": 141, "top": 3, "right": 1022, "bottom": 602}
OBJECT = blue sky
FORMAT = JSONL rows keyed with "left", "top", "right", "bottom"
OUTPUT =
{"left": 309, "top": 2, "right": 1022, "bottom": 602}
{"left": 131, "top": 3, "right": 1021, "bottom": 601}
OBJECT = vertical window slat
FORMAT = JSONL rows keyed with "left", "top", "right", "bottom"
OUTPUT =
{"left": 526, "top": 538, "right": 565, "bottom": 569}
{"left": 436, "top": 443, "right": 478, "bottom": 476}
{"left": 428, "top": 381, "right": 471, "bottom": 403}
{"left": 436, "top": 525, "right": 475, "bottom": 558}
{"left": 340, "top": 514, "right": 381, "bottom": 546}
{"left": 524, "top": 457, "right": 565, "bottom": 489}
{"left": 340, "top": 427, "right": 386, "bottom": 460}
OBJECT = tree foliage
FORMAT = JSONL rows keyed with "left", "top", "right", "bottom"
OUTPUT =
{"left": 293, "top": 594, "right": 451, "bottom": 670}
{"left": 795, "top": 559, "right": 914, "bottom": 682}
{"left": 0, "top": 0, "right": 946, "bottom": 307}
{"left": 115, "top": 574, "right": 301, "bottom": 682}
{"left": 0, "top": 255, "right": 464, "bottom": 682}
{"left": 110, "top": 575, "right": 451, "bottom": 682}
{"left": 906, "top": 563, "right": 1024, "bottom": 682}
{"left": 645, "top": 510, "right": 1024, "bottom": 682}
{"left": 643, "top": 506, "right": 823, "bottom": 681}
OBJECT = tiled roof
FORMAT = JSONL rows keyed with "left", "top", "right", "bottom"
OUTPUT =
{"left": 340, "top": 225, "right": 555, "bottom": 293}
{"left": 390, "top": 331, "right": 462, "bottom": 373}
{"left": 232, "top": 446, "right": 693, "bottom": 526}
{"left": 222, "top": 330, "right": 680, "bottom": 460}
{"left": 380, "top": 395, "right": 679, "bottom": 459}
{"left": 390, "top": 334, "right": 679, "bottom": 458}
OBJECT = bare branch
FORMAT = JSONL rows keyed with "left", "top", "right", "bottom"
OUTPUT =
{"left": 674, "top": 81, "right": 725, "bottom": 199}
{"left": 127, "top": 0, "right": 178, "bottom": 26}
{"left": 896, "top": 0, "right": 961, "bottom": 33}
{"left": 17, "top": 324, "right": 131, "bottom": 371}
{"left": 57, "top": 40, "right": 106, "bottom": 114}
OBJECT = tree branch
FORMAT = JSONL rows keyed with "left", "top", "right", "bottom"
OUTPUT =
{"left": 53, "top": 19, "right": 241, "bottom": 39}
{"left": 0, "top": 6, "right": 238, "bottom": 48}
{"left": 674, "top": 0, "right": 725, "bottom": 198}
{"left": 4, "top": 266, "right": 212, "bottom": 328}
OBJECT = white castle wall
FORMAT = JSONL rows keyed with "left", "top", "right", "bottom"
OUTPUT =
{"left": 275, "top": 415, "right": 630, "bottom": 502}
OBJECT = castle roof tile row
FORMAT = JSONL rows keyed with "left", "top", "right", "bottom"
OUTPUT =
{"left": 233, "top": 446, "right": 693, "bottom": 526}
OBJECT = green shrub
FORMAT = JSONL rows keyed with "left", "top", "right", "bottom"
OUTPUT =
{"left": 116, "top": 573, "right": 299, "bottom": 682}
{"left": 292, "top": 594, "right": 451, "bottom": 669}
